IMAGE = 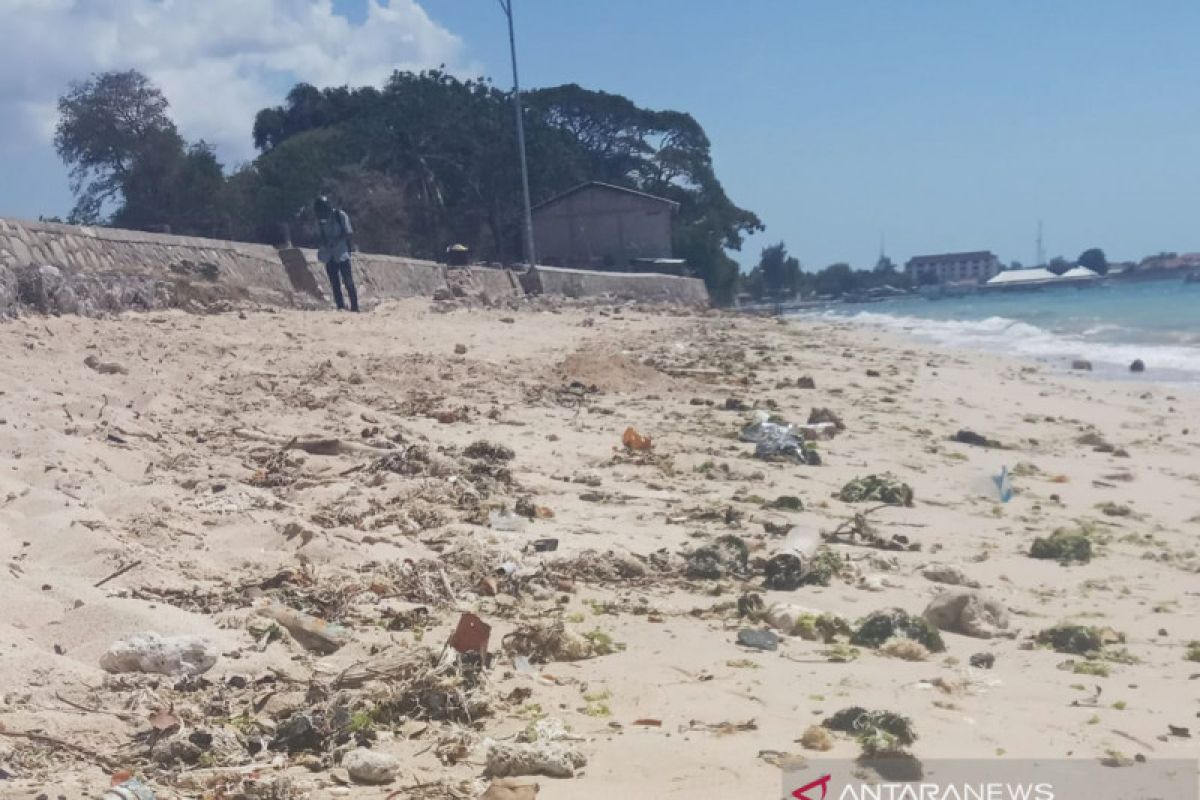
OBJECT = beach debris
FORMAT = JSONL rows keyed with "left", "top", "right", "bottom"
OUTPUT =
{"left": 485, "top": 719, "right": 587, "bottom": 779}
{"left": 822, "top": 707, "right": 916, "bottom": 756}
{"left": 1036, "top": 623, "right": 1124, "bottom": 655}
{"left": 837, "top": 474, "right": 914, "bottom": 506}
{"left": 1071, "top": 359, "right": 1093, "bottom": 371}
{"left": 725, "top": 398, "right": 749, "bottom": 411}
{"left": 685, "top": 534, "right": 748, "bottom": 579}
{"left": 1185, "top": 641, "right": 1200, "bottom": 662}
{"left": 1029, "top": 527, "right": 1093, "bottom": 564}
{"left": 454, "top": 343, "right": 468, "bottom": 355}
{"left": 969, "top": 652, "right": 996, "bottom": 669}
{"left": 922, "top": 589, "right": 1010, "bottom": 639}
{"left": 765, "top": 545, "right": 845, "bottom": 590}
{"left": 1129, "top": 359, "right": 1145, "bottom": 373}
{"left": 800, "top": 725, "right": 834, "bottom": 751}
{"left": 766, "top": 605, "right": 851, "bottom": 642}
{"left": 100, "top": 633, "right": 218, "bottom": 676}
{"left": 465, "top": 441, "right": 516, "bottom": 462}
{"left": 257, "top": 601, "right": 350, "bottom": 654}
{"left": 84, "top": 355, "right": 128, "bottom": 375}
{"left": 342, "top": 748, "right": 399, "bottom": 784}
{"left": 850, "top": 608, "right": 946, "bottom": 652}
{"left": 808, "top": 407, "right": 845, "bottom": 431}
{"left": 768, "top": 495, "right": 804, "bottom": 512}
{"left": 921, "top": 564, "right": 980, "bottom": 588}
{"left": 448, "top": 612, "right": 491, "bottom": 657}
{"left": 825, "top": 508, "right": 919, "bottom": 551}
{"left": 739, "top": 412, "right": 821, "bottom": 465}
{"left": 879, "top": 637, "right": 930, "bottom": 661}
{"left": 504, "top": 620, "right": 610, "bottom": 662}
{"left": 1167, "top": 725, "right": 1190, "bottom": 738}
{"left": 684, "top": 719, "right": 758, "bottom": 735}
{"left": 481, "top": 777, "right": 541, "bottom": 800}
{"left": 737, "top": 629, "right": 779, "bottom": 651}
{"left": 797, "top": 376, "right": 816, "bottom": 389}
{"left": 952, "top": 430, "right": 1003, "bottom": 448}
{"left": 1097, "top": 502, "right": 1132, "bottom": 517}
{"left": 621, "top": 427, "right": 653, "bottom": 452}
{"left": 102, "top": 779, "right": 156, "bottom": 800}
{"left": 489, "top": 508, "right": 527, "bottom": 532}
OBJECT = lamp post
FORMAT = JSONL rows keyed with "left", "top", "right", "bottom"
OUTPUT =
{"left": 498, "top": 0, "right": 537, "bottom": 268}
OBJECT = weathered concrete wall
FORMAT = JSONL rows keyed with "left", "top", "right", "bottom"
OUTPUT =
{"left": 525, "top": 265, "right": 710, "bottom": 306}
{"left": 0, "top": 217, "right": 700, "bottom": 317}
{"left": 532, "top": 184, "right": 676, "bottom": 269}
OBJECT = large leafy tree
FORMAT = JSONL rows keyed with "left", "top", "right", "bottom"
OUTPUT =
{"left": 757, "top": 241, "right": 802, "bottom": 297}
{"left": 1077, "top": 247, "right": 1108, "bottom": 275}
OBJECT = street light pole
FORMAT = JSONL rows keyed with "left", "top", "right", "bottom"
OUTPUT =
{"left": 498, "top": 0, "right": 537, "bottom": 268}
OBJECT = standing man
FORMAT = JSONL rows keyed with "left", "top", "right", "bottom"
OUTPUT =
{"left": 314, "top": 196, "right": 359, "bottom": 312}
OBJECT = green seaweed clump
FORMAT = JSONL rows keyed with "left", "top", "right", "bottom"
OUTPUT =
{"left": 837, "top": 474, "right": 914, "bottom": 507}
{"left": 822, "top": 707, "right": 917, "bottom": 755}
{"left": 851, "top": 608, "right": 946, "bottom": 653}
{"left": 1036, "top": 623, "right": 1123, "bottom": 655}
{"left": 1029, "top": 527, "right": 1093, "bottom": 564}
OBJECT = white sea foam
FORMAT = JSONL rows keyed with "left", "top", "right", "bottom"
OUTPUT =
{"left": 807, "top": 310, "right": 1200, "bottom": 380}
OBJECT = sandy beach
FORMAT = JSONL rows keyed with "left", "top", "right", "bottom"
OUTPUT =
{"left": 0, "top": 299, "right": 1197, "bottom": 799}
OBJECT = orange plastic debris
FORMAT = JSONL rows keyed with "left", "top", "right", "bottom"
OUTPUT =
{"left": 622, "top": 427, "right": 653, "bottom": 451}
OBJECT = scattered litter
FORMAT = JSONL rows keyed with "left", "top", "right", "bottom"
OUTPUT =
{"left": 684, "top": 719, "right": 758, "bottom": 736}
{"left": 969, "top": 652, "right": 996, "bottom": 669}
{"left": 739, "top": 412, "right": 820, "bottom": 465}
{"left": 486, "top": 719, "right": 586, "bottom": 779}
{"left": 851, "top": 608, "right": 945, "bottom": 653}
{"left": 505, "top": 620, "right": 606, "bottom": 662}
{"left": 490, "top": 508, "right": 528, "bottom": 532}
{"left": 480, "top": 777, "right": 541, "bottom": 800}
{"left": 685, "top": 534, "right": 748, "bottom": 580}
{"left": 342, "top": 748, "right": 399, "bottom": 784}
{"left": 952, "top": 430, "right": 1003, "bottom": 448}
{"left": 922, "top": 589, "right": 1010, "bottom": 639}
{"left": 823, "top": 707, "right": 916, "bottom": 756}
{"left": 807, "top": 408, "right": 845, "bottom": 431}
{"left": 101, "top": 778, "right": 156, "bottom": 800}
{"left": 799, "top": 725, "right": 834, "bottom": 751}
{"left": 921, "top": 564, "right": 980, "bottom": 588}
{"left": 100, "top": 633, "right": 217, "bottom": 676}
{"left": 837, "top": 474, "right": 914, "bottom": 506}
{"left": 257, "top": 601, "right": 350, "bottom": 654}
{"left": 465, "top": 441, "right": 515, "bottom": 462}
{"left": 448, "top": 612, "right": 491, "bottom": 657}
{"left": 632, "top": 719, "right": 662, "bottom": 727}
{"left": 737, "top": 629, "right": 779, "bottom": 651}
{"left": 622, "top": 427, "right": 653, "bottom": 451}
{"left": 1036, "top": 624, "right": 1124, "bottom": 655}
{"left": 530, "top": 538, "right": 559, "bottom": 553}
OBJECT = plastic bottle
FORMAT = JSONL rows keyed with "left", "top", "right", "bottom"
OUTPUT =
{"left": 102, "top": 779, "right": 155, "bottom": 800}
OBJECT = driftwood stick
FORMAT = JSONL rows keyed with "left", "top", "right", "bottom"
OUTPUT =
{"left": 94, "top": 559, "right": 143, "bottom": 588}
{"left": 232, "top": 428, "right": 393, "bottom": 456}
{"left": 0, "top": 728, "right": 119, "bottom": 770}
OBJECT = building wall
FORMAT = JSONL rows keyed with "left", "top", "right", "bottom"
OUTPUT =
{"left": 532, "top": 186, "right": 674, "bottom": 269}
{"left": 524, "top": 265, "right": 709, "bottom": 306}
{"left": 906, "top": 254, "right": 1001, "bottom": 284}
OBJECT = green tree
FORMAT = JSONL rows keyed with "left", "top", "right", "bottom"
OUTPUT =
{"left": 1047, "top": 256, "right": 1072, "bottom": 275}
{"left": 1077, "top": 248, "right": 1108, "bottom": 275}
{"left": 55, "top": 70, "right": 179, "bottom": 223}
{"left": 815, "top": 262, "right": 856, "bottom": 296}
{"left": 758, "top": 242, "right": 801, "bottom": 297}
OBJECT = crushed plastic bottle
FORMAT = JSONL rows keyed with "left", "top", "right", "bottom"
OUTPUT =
{"left": 489, "top": 508, "right": 527, "bottom": 532}
{"left": 973, "top": 465, "right": 1014, "bottom": 503}
{"left": 739, "top": 412, "right": 820, "bottom": 465}
{"left": 102, "top": 779, "right": 155, "bottom": 800}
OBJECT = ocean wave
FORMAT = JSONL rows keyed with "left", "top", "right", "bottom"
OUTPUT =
{"left": 806, "top": 310, "right": 1200, "bottom": 379}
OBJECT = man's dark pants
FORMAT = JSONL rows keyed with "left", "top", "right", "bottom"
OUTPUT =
{"left": 325, "top": 258, "right": 359, "bottom": 311}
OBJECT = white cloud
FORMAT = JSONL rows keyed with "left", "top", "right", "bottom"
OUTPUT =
{"left": 0, "top": 0, "right": 467, "bottom": 164}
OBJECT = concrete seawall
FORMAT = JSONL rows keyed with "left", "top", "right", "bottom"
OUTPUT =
{"left": 524, "top": 265, "right": 710, "bottom": 306}
{"left": 0, "top": 217, "right": 707, "bottom": 316}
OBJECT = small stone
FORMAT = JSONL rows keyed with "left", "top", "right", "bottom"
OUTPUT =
{"left": 454, "top": 344, "right": 468, "bottom": 355}
{"left": 921, "top": 564, "right": 981, "bottom": 588}
{"left": 342, "top": 748, "right": 399, "bottom": 784}
{"left": 1129, "top": 359, "right": 1145, "bottom": 373}
{"left": 1071, "top": 359, "right": 1092, "bottom": 371}
{"left": 969, "top": 652, "right": 996, "bottom": 669}
{"left": 737, "top": 628, "right": 779, "bottom": 651}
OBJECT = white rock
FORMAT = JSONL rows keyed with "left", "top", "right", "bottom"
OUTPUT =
{"left": 100, "top": 633, "right": 218, "bottom": 676}
{"left": 342, "top": 748, "right": 399, "bottom": 785}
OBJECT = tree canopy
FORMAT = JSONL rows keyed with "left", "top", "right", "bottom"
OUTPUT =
{"left": 56, "top": 70, "right": 761, "bottom": 301}
{"left": 1077, "top": 247, "right": 1108, "bottom": 275}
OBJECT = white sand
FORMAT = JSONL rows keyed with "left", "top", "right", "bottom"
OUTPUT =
{"left": 0, "top": 301, "right": 1196, "bottom": 798}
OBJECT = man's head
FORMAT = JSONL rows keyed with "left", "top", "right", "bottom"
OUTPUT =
{"left": 313, "top": 196, "right": 333, "bottom": 219}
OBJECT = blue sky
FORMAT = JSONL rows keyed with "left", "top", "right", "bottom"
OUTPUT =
{"left": 2, "top": 0, "right": 1199, "bottom": 270}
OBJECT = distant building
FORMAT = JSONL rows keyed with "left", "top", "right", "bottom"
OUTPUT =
{"left": 1137, "top": 252, "right": 1200, "bottom": 273}
{"left": 531, "top": 182, "right": 680, "bottom": 271}
{"left": 905, "top": 251, "right": 1002, "bottom": 284}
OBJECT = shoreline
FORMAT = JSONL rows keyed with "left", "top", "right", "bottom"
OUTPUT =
{"left": 0, "top": 301, "right": 1197, "bottom": 798}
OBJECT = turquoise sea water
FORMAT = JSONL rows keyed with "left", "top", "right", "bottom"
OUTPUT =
{"left": 797, "top": 278, "right": 1200, "bottom": 383}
